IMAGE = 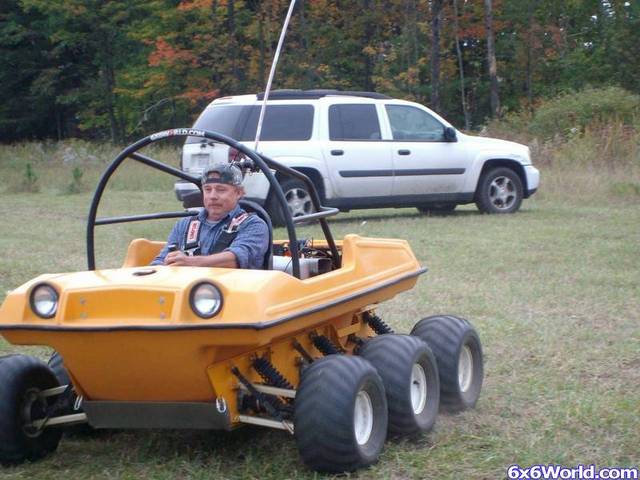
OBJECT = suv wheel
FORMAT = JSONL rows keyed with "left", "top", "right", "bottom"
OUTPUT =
{"left": 475, "top": 167, "right": 523, "bottom": 214}
{"left": 268, "top": 179, "right": 316, "bottom": 227}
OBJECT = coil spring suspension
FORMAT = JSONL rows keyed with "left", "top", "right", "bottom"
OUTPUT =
{"left": 232, "top": 366, "right": 291, "bottom": 418}
{"left": 310, "top": 332, "right": 342, "bottom": 355}
{"left": 364, "top": 312, "right": 394, "bottom": 335}
{"left": 252, "top": 357, "right": 295, "bottom": 390}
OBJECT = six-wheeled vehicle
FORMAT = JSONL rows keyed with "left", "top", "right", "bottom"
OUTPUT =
{"left": 0, "top": 129, "right": 484, "bottom": 472}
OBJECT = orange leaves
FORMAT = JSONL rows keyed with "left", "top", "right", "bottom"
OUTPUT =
{"left": 177, "top": 0, "right": 211, "bottom": 11}
{"left": 179, "top": 87, "right": 220, "bottom": 104}
{"left": 148, "top": 38, "right": 198, "bottom": 67}
{"left": 362, "top": 45, "right": 377, "bottom": 57}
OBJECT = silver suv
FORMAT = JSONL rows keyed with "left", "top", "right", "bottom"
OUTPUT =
{"left": 176, "top": 90, "right": 540, "bottom": 225}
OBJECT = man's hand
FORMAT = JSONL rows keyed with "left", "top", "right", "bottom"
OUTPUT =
{"left": 163, "top": 250, "right": 238, "bottom": 268}
{"left": 164, "top": 250, "right": 192, "bottom": 266}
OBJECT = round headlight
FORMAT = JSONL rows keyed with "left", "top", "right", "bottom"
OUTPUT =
{"left": 189, "top": 282, "right": 223, "bottom": 318}
{"left": 30, "top": 284, "right": 58, "bottom": 319}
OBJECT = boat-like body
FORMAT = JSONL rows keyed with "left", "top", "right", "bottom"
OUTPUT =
{"left": 1, "top": 234, "right": 423, "bottom": 409}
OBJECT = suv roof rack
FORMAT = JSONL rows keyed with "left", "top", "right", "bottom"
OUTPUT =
{"left": 256, "top": 89, "right": 391, "bottom": 100}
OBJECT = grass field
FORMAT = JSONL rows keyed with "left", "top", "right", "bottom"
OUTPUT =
{"left": 0, "top": 142, "right": 639, "bottom": 479}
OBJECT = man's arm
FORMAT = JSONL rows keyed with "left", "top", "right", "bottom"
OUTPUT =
{"left": 164, "top": 250, "right": 238, "bottom": 268}
{"left": 150, "top": 220, "right": 184, "bottom": 265}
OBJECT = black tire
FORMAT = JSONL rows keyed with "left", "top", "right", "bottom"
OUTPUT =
{"left": 417, "top": 203, "right": 457, "bottom": 215}
{"left": 475, "top": 167, "right": 523, "bottom": 213}
{"left": 359, "top": 334, "right": 440, "bottom": 436}
{"left": 47, "top": 353, "right": 92, "bottom": 436}
{"left": 268, "top": 178, "right": 315, "bottom": 227}
{"left": 0, "top": 354, "right": 63, "bottom": 465}
{"left": 294, "top": 355, "right": 388, "bottom": 473}
{"left": 48, "top": 352, "right": 71, "bottom": 386}
{"left": 411, "top": 315, "right": 483, "bottom": 412}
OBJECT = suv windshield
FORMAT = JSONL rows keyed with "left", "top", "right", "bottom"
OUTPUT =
{"left": 186, "top": 104, "right": 314, "bottom": 144}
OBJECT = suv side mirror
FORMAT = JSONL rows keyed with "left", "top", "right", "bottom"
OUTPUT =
{"left": 443, "top": 127, "right": 457, "bottom": 142}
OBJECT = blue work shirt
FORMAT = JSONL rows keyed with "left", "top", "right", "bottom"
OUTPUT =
{"left": 150, "top": 204, "right": 269, "bottom": 269}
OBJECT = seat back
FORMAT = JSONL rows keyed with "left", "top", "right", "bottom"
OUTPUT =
{"left": 239, "top": 199, "right": 273, "bottom": 270}
{"left": 122, "top": 239, "right": 165, "bottom": 267}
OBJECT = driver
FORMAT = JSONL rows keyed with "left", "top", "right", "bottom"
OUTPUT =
{"left": 151, "top": 163, "right": 269, "bottom": 269}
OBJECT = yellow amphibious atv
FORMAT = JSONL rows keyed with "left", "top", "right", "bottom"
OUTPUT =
{"left": 0, "top": 129, "right": 484, "bottom": 473}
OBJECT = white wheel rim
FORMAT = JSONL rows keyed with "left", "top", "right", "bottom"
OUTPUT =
{"left": 410, "top": 363, "right": 428, "bottom": 414}
{"left": 285, "top": 187, "right": 312, "bottom": 217}
{"left": 354, "top": 390, "right": 374, "bottom": 445}
{"left": 458, "top": 345, "right": 474, "bottom": 393}
{"left": 488, "top": 176, "right": 516, "bottom": 210}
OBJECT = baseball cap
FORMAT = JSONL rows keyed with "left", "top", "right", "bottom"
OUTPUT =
{"left": 201, "top": 163, "right": 243, "bottom": 186}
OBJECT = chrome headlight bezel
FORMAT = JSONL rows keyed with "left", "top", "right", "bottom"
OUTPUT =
{"left": 29, "top": 283, "right": 59, "bottom": 319}
{"left": 189, "top": 282, "right": 223, "bottom": 319}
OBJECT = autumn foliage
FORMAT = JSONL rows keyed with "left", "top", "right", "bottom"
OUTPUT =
{"left": 1, "top": 0, "right": 638, "bottom": 142}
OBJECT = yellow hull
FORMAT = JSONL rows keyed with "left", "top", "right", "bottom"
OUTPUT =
{"left": 0, "top": 234, "right": 424, "bottom": 422}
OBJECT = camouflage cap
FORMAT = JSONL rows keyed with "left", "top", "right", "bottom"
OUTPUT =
{"left": 201, "top": 163, "right": 243, "bottom": 186}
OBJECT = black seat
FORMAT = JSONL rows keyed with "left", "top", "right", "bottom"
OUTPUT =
{"left": 239, "top": 199, "right": 273, "bottom": 270}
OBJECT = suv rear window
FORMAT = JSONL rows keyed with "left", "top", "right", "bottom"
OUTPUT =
{"left": 329, "top": 104, "right": 381, "bottom": 140}
{"left": 186, "top": 104, "right": 314, "bottom": 143}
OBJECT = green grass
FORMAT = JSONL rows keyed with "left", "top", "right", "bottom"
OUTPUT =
{"left": 1, "top": 145, "right": 639, "bottom": 478}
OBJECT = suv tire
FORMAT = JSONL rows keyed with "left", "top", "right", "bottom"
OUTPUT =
{"left": 268, "top": 178, "right": 316, "bottom": 227}
{"left": 475, "top": 167, "right": 523, "bottom": 214}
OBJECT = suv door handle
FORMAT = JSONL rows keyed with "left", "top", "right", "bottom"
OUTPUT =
{"left": 398, "top": 149, "right": 411, "bottom": 155}
{"left": 330, "top": 149, "right": 344, "bottom": 156}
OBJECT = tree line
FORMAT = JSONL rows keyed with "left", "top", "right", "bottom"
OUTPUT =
{"left": 1, "top": 0, "right": 638, "bottom": 143}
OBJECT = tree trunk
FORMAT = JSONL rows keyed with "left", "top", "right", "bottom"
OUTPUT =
{"left": 103, "top": 59, "right": 121, "bottom": 143}
{"left": 56, "top": 107, "right": 62, "bottom": 141}
{"left": 227, "top": 0, "right": 240, "bottom": 90}
{"left": 484, "top": 0, "right": 500, "bottom": 118}
{"left": 525, "top": 0, "right": 538, "bottom": 112}
{"left": 363, "top": 0, "right": 376, "bottom": 91}
{"left": 452, "top": 0, "right": 470, "bottom": 130}
{"left": 258, "top": 9, "right": 266, "bottom": 85}
{"left": 299, "top": 0, "right": 317, "bottom": 87}
{"left": 430, "top": 0, "right": 443, "bottom": 111}
{"left": 210, "top": 1, "right": 221, "bottom": 86}
{"left": 404, "top": 0, "right": 418, "bottom": 65}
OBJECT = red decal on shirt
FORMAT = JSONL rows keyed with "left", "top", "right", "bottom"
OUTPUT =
{"left": 187, "top": 220, "right": 201, "bottom": 243}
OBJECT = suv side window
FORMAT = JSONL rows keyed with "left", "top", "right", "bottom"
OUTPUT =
{"left": 329, "top": 104, "right": 381, "bottom": 140}
{"left": 243, "top": 105, "right": 314, "bottom": 141}
{"left": 187, "top": 104, "right": 314, "bottom": 143}
{"left": 386, "top": 105, "right": 444, "bottom": 141}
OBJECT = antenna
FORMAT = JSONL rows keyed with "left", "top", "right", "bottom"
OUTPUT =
{"left": 254, "top": 0, "right": 297, "bottom": 152}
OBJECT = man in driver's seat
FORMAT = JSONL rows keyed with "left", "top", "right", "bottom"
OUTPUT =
{"left": 151, "top": 163, "right": 269, "bottom": 268}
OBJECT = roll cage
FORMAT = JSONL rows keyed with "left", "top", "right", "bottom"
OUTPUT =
{"left": 87, "top": 128, "right": 341, "bottom": 279}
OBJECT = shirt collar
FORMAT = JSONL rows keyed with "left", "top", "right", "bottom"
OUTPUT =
{"left": 198, "top": 203, "right": 244, "bottom": 223}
